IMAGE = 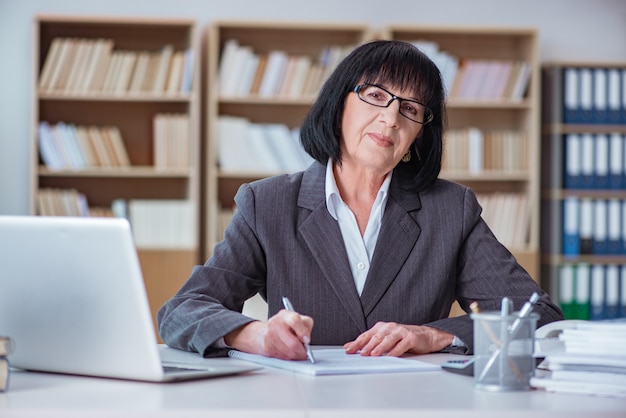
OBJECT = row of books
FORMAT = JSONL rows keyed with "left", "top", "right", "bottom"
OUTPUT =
{"left": 38, "top": 37, "right": 194, "bottom": 95}
{"left": 531, "top": 320, "right": 626, "bottom": 398}
{"left": 0, "top": 336, "right": 12, "bottom": 392}
{"left": 476, "top": 193, "right": 529, "bottom": 250}
{"left": 127, "top": 199, "right": 196, "bottom": 250}
{"left": 38, "top": 121, "right": 130, "bottom": 170}
{"left": 442, "top": 128, "right": 528, "bottom": 173}
{"left": 36, "top": 188, "right": 195, "bottom": 249}
{"left": 217, "top": 116, "right": 314, "bottom": 174}
{"left": 561, "top": 66, "right": 626, "bottom": 125}
{"left": 411, "top": 40, "right": 530, "bottom": 100}
{"left": 563, "top": 132, "right": 626, "bottom": 190}
{"left": 558, "top": 263, "right": 626, "bottom": 321}
{"left": 39, "top": 115, "right": 190, "bottom": 171}
{"left": 562, "top": 197, "right": 626, "bottom": 256}
{"left": 153, "top": 114, "right": 191, "bottom": 169}
{"left": 218, "top": 39, "right": 354, "bottom": 99}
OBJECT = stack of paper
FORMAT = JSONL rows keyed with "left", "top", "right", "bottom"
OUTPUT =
{"left": 531, "top": 320, "right": 626, "bottom": 398}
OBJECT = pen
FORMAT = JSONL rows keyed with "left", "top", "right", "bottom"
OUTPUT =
{"left": 508, "top": 292, "right": 539, "bottom": 338}
{"left": 282, "top": 296, "right": 316, "bottom": 364}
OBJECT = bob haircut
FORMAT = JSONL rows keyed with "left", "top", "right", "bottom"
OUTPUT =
{"left": 300, "top": 39, "right": 446, "bottom": 191}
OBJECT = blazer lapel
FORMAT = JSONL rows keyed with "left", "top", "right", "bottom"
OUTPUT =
{"left": 360, "top": 180, "right": 422, "bottom": 317}
{"left": 297, "top": 163, "right": 367, "bottom": 332}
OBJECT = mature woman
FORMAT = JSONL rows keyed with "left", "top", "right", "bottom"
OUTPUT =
{"left": 157, "top": 40, "right": 563, "bottom": 360}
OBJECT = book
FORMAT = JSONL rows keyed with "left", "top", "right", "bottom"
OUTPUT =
{"left": 0, "top": 336, "right": 13, "bottom": 357}
{"left": 227, "top": 348, "right": 440, "bottom": 376}
{"left": 0, "top": 357, "right": 8, "bottom": 392}
{"left": 531, "top": 320, "right": 626, "bottom": 398}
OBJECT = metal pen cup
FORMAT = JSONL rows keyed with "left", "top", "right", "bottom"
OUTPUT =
{"left": 471, "top": 311, "right": 539, "bottom": 391}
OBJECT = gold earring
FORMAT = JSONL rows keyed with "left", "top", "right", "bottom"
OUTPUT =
{"left": 401, "top": 149, "right": 411, "bottom": 163}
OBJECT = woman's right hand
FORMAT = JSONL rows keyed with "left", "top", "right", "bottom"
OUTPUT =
{"left": 224, "top": 309, "right": 314, "bottom": 360}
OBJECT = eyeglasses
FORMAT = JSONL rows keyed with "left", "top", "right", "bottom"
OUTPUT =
{"left": 353, "top": 83, "right": 434, "bottom": 125}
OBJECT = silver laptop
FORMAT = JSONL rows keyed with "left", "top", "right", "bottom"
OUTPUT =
{"left": 0, "top": 215, "right": 259, "bottom": 382}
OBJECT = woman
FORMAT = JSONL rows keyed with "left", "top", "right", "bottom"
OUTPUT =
{"left": 157, "top": 40, "right": 563, "bottom": 360}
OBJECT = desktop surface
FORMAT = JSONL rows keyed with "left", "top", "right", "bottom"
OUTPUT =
{"left": 1, "top": 346, "right": 625, "bottom": 418}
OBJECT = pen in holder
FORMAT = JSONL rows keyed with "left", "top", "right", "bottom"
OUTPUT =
{"left": 470, "top": 294, "right": 539, "bottom": 391}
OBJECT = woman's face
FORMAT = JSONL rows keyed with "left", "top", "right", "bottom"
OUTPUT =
{"left": 340, "top": 82, "right": 423, "bottom": 175}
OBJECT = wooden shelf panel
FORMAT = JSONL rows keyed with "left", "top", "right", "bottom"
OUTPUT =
{"left": 39, "top": 166, "right": 193, "bottom": 178}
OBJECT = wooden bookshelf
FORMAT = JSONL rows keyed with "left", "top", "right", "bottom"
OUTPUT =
{"left": 203, "top": 21, "right": 371, "bottom": 257}
{"left": 382, "top": 26, "right": 542, "bottom": 282}
{"left": 540, "top": 62, "right": 626, "bottom": 319}
{"left": 32, "top": 15, "right": 201, "bottom": 339}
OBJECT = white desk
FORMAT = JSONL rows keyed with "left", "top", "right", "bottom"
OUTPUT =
{"left": 1, "top": 346, "right": 625, "bottom": 418}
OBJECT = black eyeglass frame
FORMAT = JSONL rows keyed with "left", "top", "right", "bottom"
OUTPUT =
{"left": 352, "top": 83, "right": 434, "bottom": 125}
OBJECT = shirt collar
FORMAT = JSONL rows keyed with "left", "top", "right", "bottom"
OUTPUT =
{"left": 325, "top": 159, "right": 392, "bottom": 220}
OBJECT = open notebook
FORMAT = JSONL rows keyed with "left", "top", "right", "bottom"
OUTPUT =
{"left": 0, "top": 215, "right": 259, "bottom": 382}
{"left": 229, "top": 348, "right": 441, "bottom": 376}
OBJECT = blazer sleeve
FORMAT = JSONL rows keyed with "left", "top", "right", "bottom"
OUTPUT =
{"left": 157, "top": 182, "right": 268, "bottom": 357}
{"left": 424, "top": 186, "right": 563, "bottom": 354}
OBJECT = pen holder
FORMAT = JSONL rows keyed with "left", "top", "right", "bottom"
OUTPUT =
{"left": 471, "top": 312, "right": 539, "bottom": 391}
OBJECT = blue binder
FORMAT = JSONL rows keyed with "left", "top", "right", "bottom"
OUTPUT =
{"left": 580, "top": 134, "right": 595, "bottom": 189}
{"left": 609, "top": 133, "right": 624, "bottom": 189}
{"left": 592, "top": 200, "right": 608, "bottom": 255}
{"left": 563, "top": 134, "right": 582, "bottom": 189}
{"left": 562, "top": 197, "right": 580, "bottom": 256}
{"left": 593, "top": 134, "right": 609, "bottom": 189}
{"left": 562, "top": 67, "right": 580, "bottom": 123}
{"left": 593, "top": 68, "right": 608, "bottom": 124}
{"left": 589, "top": 264, "right": 606, "bottom": 320}
{"left": 607, "top": 68, "right": 622, "bottom": 124}
{"left": 579, "top": 68, "right": 594, "bottom": 124}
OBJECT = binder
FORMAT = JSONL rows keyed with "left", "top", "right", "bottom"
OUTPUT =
{"left": 593, "top": 134, "right": 609, "bottom": 189}
{"left": 592, "top": 200, "right": 608, "bottom": 255}
{"left": 608, "top": 133, "right": 624, "bottom": 189}
{"left": 558, "top": 264, "right": 576, "bottom": 319}
{"left": 620, "top": 266, "right": 626, "bottom": 318}
{"left": 579, "top": 199, "right": 593, "bottom": 254}
{"left": 589, "top": 264, "right": 606, "bottom": 320}
{"left": 562, "top": 197, "right": 580, "bottom": 256}
{"left": 592, "top": 68, "right": 608, "bottom": 124}
{"left": 607, "top": 68, "right": 621, "bottom": 124}
{"left": 607, "top": 199, "right": 621, "bottom": 255}
{"left": 579, "top": 68, "right": 594, "bottom": 124}
{"left": 605, "top": 264, "right": 620, "bottom": 319}
{"left": 579, "top": 133, "right": 594, "bottom": 189}
{"left": 622, "top": 200, "right": 626, "bottom": 254}
{"left": 563, "top": 133, "right": 582, "bottom": 189}
{"left": 574, "top": 263, "right": 591, "bottom": 320}
{"left": 622, "top": 69, "right": 626, "bottom": 124}
{"left": 562, "top": 67, "right": 580, "bottom": 123}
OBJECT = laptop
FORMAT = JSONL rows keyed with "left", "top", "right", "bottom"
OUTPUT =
{"left": 0, "top": 215, "right": 260, "bottom": 382}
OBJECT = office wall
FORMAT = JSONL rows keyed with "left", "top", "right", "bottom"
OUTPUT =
{"left": 1, "top": 0, "right": 625, "bottom": 214}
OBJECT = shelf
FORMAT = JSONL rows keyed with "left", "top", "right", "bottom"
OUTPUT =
{"left": 39, "top": 92, "right": 192, "bottom": 102}
{"left": 33, "top": 15, "right": 202, "bottom": 339}
{"left": 39, "top": 166, "right": 193, "bottom": 178}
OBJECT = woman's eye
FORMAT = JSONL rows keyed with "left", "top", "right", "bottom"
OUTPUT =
{"left": 403, "top": 103, "right": 419, "bottom": 115}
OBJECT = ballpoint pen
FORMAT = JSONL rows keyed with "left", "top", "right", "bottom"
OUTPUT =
{"left": 282, "top": 296, "right": 316, "bottom": 364}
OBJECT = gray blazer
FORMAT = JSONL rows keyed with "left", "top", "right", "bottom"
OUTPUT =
{"left": 157, "top": 161, "right": 563, "bottom": 356}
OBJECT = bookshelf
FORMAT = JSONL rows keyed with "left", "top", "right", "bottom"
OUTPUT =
{"left": 203, "top": 21, "right": 371, "bottom": 256}
{"left": 33, "top": 15, "right": 201, "bottom": 338}
{"left": 541, "top": 62, "right": 626, "bottom": 320}
{"left": 382, "top": 26, "right": 542, "bottom": 282}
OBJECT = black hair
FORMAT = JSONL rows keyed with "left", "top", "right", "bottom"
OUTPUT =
{"left": 300, "top": 39, "right": 446, "bottom": 191}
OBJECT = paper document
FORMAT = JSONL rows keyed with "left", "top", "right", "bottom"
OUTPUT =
{"left": 227, "top": 348, "right": 440, "bottom": 376}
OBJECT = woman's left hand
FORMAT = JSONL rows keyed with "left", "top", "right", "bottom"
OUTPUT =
{"left": 343, "top": 321, "right": 454, "bottom": 356}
